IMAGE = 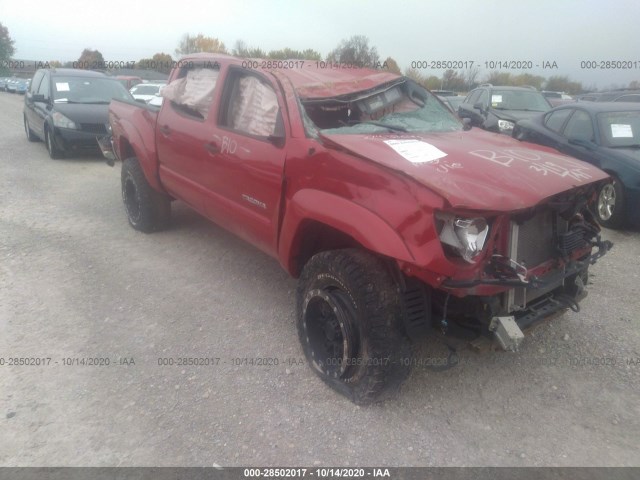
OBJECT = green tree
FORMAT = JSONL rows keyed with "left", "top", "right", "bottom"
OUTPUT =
{"left": 326, "top": 35, "right": 379, "bottom": 66}
{"left": 267, "top": 48, "right": 322, "bottom": 60}
{"left": 485, "top": 71, "right": 513, "bottom": 85}
{"left": 175, "top": 34, "right": 227, "bottom": 56}
{"left": 384, "top": 57, "right": 401, "bottom": 74}
{"left": 0, "top": 23, "right": 16, "bottom": 76}
{"left": 545, "top": 75, "right": 583, "bottom": 94}
{"left": 230, "top": 40, "right": 265, "bottom": 58}
{"left": 300, "top": 48, "right": 322, "bottom": 61}
{"left": 77, "top": 48, "right": 105, "bottom": 69}
{"left": 138, "top": 53, "right": 174, "bottom": 74}
{"left": 464, "top": 66, "right": 481, "bottom": 90}
{"left": 232, "top": 39, "right": 250, "bottom": 57}
{"left": 512, "top": 73, "right": 545, "bottom": 90}
{"left": 441, "top": 69, "right": 466, "bottom": 92}
{"left": 403, "top": 68, "right": 440, "bottom": 90}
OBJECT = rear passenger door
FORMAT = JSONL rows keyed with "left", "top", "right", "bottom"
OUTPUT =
{"left": 202, "top": 67, "right": 287, "bottom": 255}
{"left": 156, "top": 62, "right": 221, "bottom": 213}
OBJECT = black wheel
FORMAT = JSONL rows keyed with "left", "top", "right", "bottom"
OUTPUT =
{"left": 596, "top": 177, "right": 625, "bottom": 229}
{"left": 44, "top": 126, "right": 64, "bottom": 159}
{"left": 24, "top": 116, "right": 38, "bottom": 142}
{"left": 297, "top": 249, "right": 412, "bottom": 404}
{"left": 121, "top": 157, "right": 171, "bottom": 232}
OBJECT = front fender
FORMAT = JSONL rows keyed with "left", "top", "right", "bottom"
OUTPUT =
{"left": 278, "top": 189, "right": 415, "bottom": 275}
{"left": 111, "top": 109, "right": 162, "bottom": 191}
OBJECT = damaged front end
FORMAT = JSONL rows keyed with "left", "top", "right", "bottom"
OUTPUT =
{"left": 406, "top": 185, "right": 612, "bottom": 351}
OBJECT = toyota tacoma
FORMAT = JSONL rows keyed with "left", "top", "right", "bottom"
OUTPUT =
{"left": 102, "top": 54, "right": 612, "bottom": 404}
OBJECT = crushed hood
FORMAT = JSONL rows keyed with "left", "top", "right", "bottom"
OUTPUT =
{"left": 320, "top": 129, "right": 610, "bottom": 211}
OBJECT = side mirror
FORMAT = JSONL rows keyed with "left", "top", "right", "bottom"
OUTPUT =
{"left": 32, "top": 93, "right": 46, "bottom": 103}
{"left": 462, "top": 118, "right": 472, "bottom": 131}
{"left": 473, "top": 102, "right": 485, "bottom": 113}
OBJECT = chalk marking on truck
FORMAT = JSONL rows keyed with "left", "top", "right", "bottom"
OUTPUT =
{"left": 469, "top": 149, "right": 593, "bottom": 181}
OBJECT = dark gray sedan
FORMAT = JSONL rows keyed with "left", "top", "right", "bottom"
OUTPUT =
{"left": 513, "top": 102, "right": 640, "bottom": 228}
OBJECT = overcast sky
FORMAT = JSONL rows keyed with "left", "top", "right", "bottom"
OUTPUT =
{"left": 2, "top": 0, "right": 639, "bottom": 89}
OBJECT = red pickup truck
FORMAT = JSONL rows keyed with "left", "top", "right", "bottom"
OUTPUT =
{"left": 104, "top": 53, "right": 612, "bottom": 404}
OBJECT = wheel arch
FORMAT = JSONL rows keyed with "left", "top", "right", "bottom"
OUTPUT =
{"left": 279, "top": 189, "right": 414, "bottom": 277}
{"left": 114, "top": 130, "right": 163, "bottom": 191}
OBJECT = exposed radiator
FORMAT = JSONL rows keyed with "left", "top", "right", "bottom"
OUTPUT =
{"left": 506, "top": 210, "right": 569, "bottom": 312}
{"left": 510, "top": 210, "right": 568, "bottom": 269}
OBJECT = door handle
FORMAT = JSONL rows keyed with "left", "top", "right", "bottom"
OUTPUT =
{"left": 159, "top": 125, "right": 171, "bottom": 135}
{"left": 204, "top": 142, "right": 220, "bottom": 155}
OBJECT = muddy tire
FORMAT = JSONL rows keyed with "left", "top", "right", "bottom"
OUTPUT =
{"left": 44, "top": 126, "right": 63, "bottom": 159}
{"left": 296, "top": 249, "right": 412, "bottom": 404}
{"left": 121, "top": 157, "right": 171, "bottom": 233}
{"left": 24, "top": 116, "right": 38, "bottom": 142}
{"left": 596, "top": 177, "right": 625, "bottom": 229}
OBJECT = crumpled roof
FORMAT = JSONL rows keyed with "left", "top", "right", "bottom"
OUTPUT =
{"left": 180, "top": 54, "right": 402, "bottom": 101}
{"left": 269, "top": 62, "right": 402, "bottom": 100}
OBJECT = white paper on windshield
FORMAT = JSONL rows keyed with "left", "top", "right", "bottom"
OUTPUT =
{"left": 611, "top": 124, "right": 633, "bottom": 138}
{"left": 384, "top": 139, "right": 447, "bottom": 164}
{"left": 491, "top": 95, "right": 503, "bottom": 103}
{"left": 56, "top": 82, "right": 70, "bottom": 92}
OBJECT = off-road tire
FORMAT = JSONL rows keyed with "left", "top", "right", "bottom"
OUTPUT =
{"left": 24, "top": 116, "right": 38, "bottom": 142}
{"left": 596, "top": 176, "right": 625, "bottom": 229}
{"left": 121, "top": 157, "right": 171, "bottom": 233}
{"left": 44, "top": 126, "right": 64, "bottom": 159}
{"left": 296, "top": 249, "right": 412, "bottom": 404}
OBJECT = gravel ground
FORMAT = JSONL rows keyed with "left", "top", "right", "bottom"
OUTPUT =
{"left": 1, "top": 92, "right": 639, "bottom": 467}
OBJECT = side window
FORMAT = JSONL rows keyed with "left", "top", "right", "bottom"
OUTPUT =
{"left": 162, "top": 65, "right": 220, "bottom": 120}
{"left": 563, "top": 110, "right": 594, "bottom": 141}
{"left": 30, "top": 71, "right": 45, "bottom": 95}
{"left": 37, "top": 73, "right": 50, "bottom": 99}
{"left": 615, "top": 94, "right": 640, "bottom": 102}
{"left": 477, "top": 90, "right": 489, "bottom": 108}
{"left": 544, "top": 109, "right": 573, "bottom": 133}
{"left": 465, "top": 90, "right": 481, "bottom": 105}
{"left": 220, "top": 72, "right": 281, "bottom": 138}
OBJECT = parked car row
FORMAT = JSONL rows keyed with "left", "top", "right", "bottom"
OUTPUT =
{"left": 513, "top": 101, "right": 640, "bottom": 228}
{"left": 452, "top": 83, "right": 640, "bottom": 229}
{"left": 1, "top": 77, "right": 30, "bottom": 94}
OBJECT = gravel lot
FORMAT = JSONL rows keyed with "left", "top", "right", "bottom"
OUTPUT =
{"left": 1, "top": 92, "right": 639, "bottom": 467}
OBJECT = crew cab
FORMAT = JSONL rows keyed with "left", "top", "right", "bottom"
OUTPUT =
{"left": 103, "top": 53, "right": 612, "bottom": 404}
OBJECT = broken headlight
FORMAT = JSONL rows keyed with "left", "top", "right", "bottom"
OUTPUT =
{"left": 436, "top": 213, "right": 489, "bottom": 263}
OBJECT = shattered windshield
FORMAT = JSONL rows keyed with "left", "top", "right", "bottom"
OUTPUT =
{"left": 301, "top": 80, "right": 462, "bottom": 135}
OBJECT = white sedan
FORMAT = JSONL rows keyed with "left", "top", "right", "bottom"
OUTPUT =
{"left": 129, "top": 83, "right": 164, "bottom": 103}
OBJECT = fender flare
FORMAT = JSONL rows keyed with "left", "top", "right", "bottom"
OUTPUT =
{"left": 278, "top": 189, "right": 415, "bottom": 275}
{"left": 114, "top": 116, "right": 163, "bottom": 191}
